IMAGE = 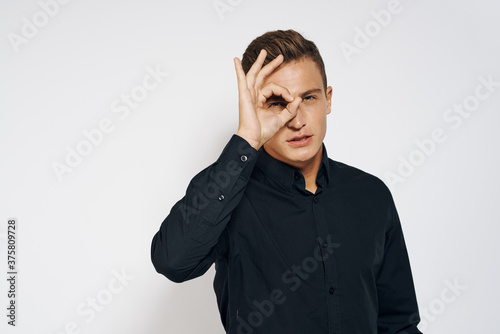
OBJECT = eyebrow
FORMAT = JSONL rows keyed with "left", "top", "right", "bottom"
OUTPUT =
{"left": 299, "top": 88, "right": 322, "bottom": 99}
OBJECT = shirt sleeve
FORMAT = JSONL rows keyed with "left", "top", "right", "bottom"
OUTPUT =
{"left": 377, "top": 189, "right": 423, "bottom": 334}
{"left": 151, "top": 135, "right": 258, "bottom": 283}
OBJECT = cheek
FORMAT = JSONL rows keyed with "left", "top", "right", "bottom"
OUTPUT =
{"left": 320, "top": 115, "right": 328, "bottom": 130}
{"left": 264, "top": 129, "right": 289, "bottom": 153}
{"left": 307, "top": 109, "right": 328, "bottom": 130}
{"left": 269, "top": 127, "right": 287, "bottom": 142}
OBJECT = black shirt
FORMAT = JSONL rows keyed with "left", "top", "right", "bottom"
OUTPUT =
{"left": 151, "top": 135, "right": 422, "bottom": 334}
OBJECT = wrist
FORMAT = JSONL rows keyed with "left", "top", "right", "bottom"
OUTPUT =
{"left": 236, "top": 131, "right": 262, "bottom": 150}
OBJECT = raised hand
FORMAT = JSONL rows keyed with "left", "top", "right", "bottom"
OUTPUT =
{"left": 234, "top": 49, "right": 302, "bottom": 150}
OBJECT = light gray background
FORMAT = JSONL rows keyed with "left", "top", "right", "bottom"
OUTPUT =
{"left": 1, "top": 0, "right": 499, "bottom": 333}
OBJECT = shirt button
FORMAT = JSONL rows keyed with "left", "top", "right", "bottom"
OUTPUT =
{"left": 313, "top": 196, "right": 318, "bottom": 203}
{"left": 322, "top": 242, "right": 328, "bottom": 248}
{"left": 294, "top": 174, "right": 300, "bottom": 180}
{"left": 240, "top": 155, "right": 248, "bottom": 162}
{"left": 218, "top": 194, "right": 225, "bottom": 201}
{"left": 329, "top": 287, "right": 335, "bottom": 294}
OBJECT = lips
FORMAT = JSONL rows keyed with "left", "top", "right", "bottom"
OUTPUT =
{"left": 287, "top": 134, "right": 313, "bottom": 147}
{"left": 288, "top": 134, "right": 312, "bottom": 142}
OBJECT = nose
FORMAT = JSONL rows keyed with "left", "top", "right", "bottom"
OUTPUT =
{"left": 287, "top": 103, "right": 306, "bottom": 129}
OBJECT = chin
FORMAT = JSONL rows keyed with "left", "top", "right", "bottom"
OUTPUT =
{"left": 270, "top": 143, "right": 322, "bottom": 167}
{"left": 289, "top": 148, "right": 319, "bottom": 163}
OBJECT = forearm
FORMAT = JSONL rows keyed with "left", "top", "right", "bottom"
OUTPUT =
{"left": 151, "top": 135, "right": 257, "bottom": 282}
{"left": 377, "top": 191, "right": 422, "bottom": 334}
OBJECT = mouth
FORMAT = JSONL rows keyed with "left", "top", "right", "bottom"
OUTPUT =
{"left": 287, "top": 134, "right": 313, "bottom": 146}
{"left": 288, "top": 135, "right": 312, "bottom": 142}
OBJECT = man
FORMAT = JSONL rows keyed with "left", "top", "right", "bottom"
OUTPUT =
{"left": 151, "top": 29, "right": 422, "bottom": 334}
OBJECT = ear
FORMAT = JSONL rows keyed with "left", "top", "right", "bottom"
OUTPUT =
{"left": 326, "top": 86, "right": 333, "bottom": 115}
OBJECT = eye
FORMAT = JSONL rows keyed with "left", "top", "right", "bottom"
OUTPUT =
{"left": 303, "top": 95, "right": 316, "bottom": 101}
{"left": 268, "top": 102, "right": 285, "bottom": 108}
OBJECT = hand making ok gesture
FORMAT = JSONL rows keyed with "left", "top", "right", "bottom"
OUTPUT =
{"left": 234, "top": 49, "right": 302, "bottom": 150}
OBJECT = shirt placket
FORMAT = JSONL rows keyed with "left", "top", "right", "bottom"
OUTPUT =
{"left": 312, "top": 187, "right": 340, "bottom": 334}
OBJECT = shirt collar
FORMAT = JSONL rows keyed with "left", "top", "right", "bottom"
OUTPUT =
{"left": 255, "top": 143, "right": 331, "bottom": 192}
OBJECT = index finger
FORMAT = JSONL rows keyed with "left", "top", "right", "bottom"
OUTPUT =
{"left": 246, "top": 49, "right": 268, "bottom": 80}
{"left": 254, "top": 54, "right": 284, "bottom": 89}
{"left": 258, "top": 83, "right": 294, "bottom": 105}
{"left": 233, "top": 57, "right": 248, "bottom": 92}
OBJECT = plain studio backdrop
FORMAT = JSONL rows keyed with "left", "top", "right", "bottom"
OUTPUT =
{"left": 1, "top": 0, "right": 499, "bottom": 333}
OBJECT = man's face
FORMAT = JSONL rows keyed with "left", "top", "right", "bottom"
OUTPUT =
{"left": 262, "top": 57, "right": 332, "bottom": 170}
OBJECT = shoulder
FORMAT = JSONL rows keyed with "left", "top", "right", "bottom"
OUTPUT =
{"left": 327, "top": 158, "right": 392, "bottom": 199}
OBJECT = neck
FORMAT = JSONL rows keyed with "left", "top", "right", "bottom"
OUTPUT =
{"left": 297, "top": 147, "right": 323, "bottom": 194}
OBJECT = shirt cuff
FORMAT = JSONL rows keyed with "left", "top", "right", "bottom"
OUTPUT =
{"left": 217, "top": 134, "right": 259, "bottom": 182}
